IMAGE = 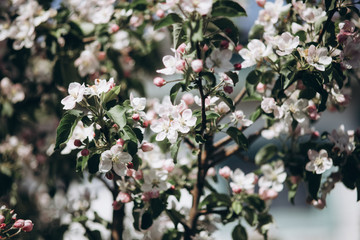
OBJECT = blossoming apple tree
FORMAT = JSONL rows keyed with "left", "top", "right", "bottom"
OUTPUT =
{"left": 1, "top": 0, "right": 360, "bottom": 239}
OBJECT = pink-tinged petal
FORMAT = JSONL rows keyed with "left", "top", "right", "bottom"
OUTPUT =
{"left": 307, "top": 149, "right": 317, "bottom": 161}
{"left": 99, "top": 158, "right": 112, "bottom": 173}
{"left": 113, "top": 162, "right": 127, "bottom": 176}
{"left": 305, "top": 161, "right": 315, "bottom": 172}
{"left": 61, "top": 96, "right": 76, "bottom": 110}
{"left": 118, "top": 152, "right": 133, "bottom": 163}
{"left": 277, "top": 172, "right": 287, "bottom": 183}
{"left": 318, "top": 149, "right": 328, "bottom": 158}
{"left": 182, "top": 109, "right": 192, "bottom": 120}
{"left": 156, "top": 132, "right": 166, "bottom": 141}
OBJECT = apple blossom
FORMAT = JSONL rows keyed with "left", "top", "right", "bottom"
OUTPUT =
{"left": 99, "top": 145, "right": 133, "bottom": 176}
{"left": 191, "top": 59, "right": 203, "bottom": 73}
{"left": 13, "top": 219, "right": 25, "bottom": 229}
{"left": 205, "top": 49, "right": 233, "bottom": 72}
{"left": 153, "top": 77, "right": 166, "bottom": 87}
{"left": 116, "top": 192, "right": 131, "bottom": 203}
{"left": 239, "top": 39, "right": 272, "bottom": 68}
{"left": 272, "top": 32, "right": 299, "bottom": 56}
{"left": 0, "top": 215, "right": 4, "bottom": 224}
{"left": 297, "top": 45, "right": 332, "bottom": 71}
{"left": 229, "top": 169, "right": 256, "bottom": 194}
{"left": 182, "top": 93, "right": 194, "bottom": 105}
{"left": 306, "top": 149, "right": 333, "bottom": 174}
{"left": 61, "top": 82, "right": 86, "bottom": 110}
{"left": 258, "top": 160, "right": 287, "bottom": 192}
{"left": 219, "top": 166, "right": 232, "bottom": 179}
{"left": 22, "top": 220, "right": 34, "bottom": 232}
{"left": 230, "top": 110, "right": 253, "bottom": 127}
{"left": 328, "top": 125, "right": 355, "bottom": 155}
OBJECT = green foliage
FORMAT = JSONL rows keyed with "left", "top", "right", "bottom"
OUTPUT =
{"left": 55, "top": 110, "right": 82, "bottom": 150}
{"left": 154, "top": 13, "right": 183, "bottom": 30}
{"left": 255, "top": 144, "right": 278, "bottom": 165}
{"left": 107, "top": 105, "right": 127, "bottom": 129}
{"left": 232, "top": 224, "right": 247, "bottom": 240}
{"left": 211, "top": 0, "right": 247, "bottom": 17}
{"left": 226, "top": 127, "right": 248, "bottom": 150}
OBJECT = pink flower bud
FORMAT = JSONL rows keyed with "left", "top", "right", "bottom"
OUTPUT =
{"left": 149, "top": 190, "right": 160, "bottom": 199}
{"left": 112, "top": 201, "right": 122, "bottom": 210}
{"left": 175, "top": 59, "right": 186, "bottom": 71}
{"left": 81, "top": 149, "right": 89, "bottom": 156}
{"left": 13, "top": 219, "right": 25, "bottom": 229}
{"left": 202, "top": 44, "right": 209, "bottom": 52}
{"left": 220, "top": 40, "right": 229, "bottom": 49}
{"left": 117, "top": 192, "right": 131, "bottom": 203}
{"left": 74, "top": 139, "right": 82, "bottom": 147}
{"left": 141, "top": 142, "right": 154, "bottom": 152}
{"left": 235, "top": 44, "right": 243, "bottom": 52}
{"left": 156, "top": 9, "right": 165, "bottom": 18}
{"left": 0, "top": 215, "right": 5, "bottom": 224}
{"left": 182, "top": 93, "right": 194, "bottom": 105}
{"left": 22, "top": 220, "right": 33, "bottom": 232}
{"left": 176, "top": 43, "right": 187, "bottom": 54}
{"left": 234, "top": 63, "right": 242, "bottom": 70}
{"left": 311, "top": 131, "right": 320, "bottom": 140}
{"left": 105, "top": 172, "right": 114, "bottom": 180}
{"left": 223, "top": 85, "right": 233, "bottom": 94}
{"left": 132, "top": 113, "right": 140, "bottom": 121}
{"left": 231, "top": 185, "right": 242, "bottom": 194}
{"left": 191, "top": 59, "right": 203, "bottom": 73}
{"left": 135, "top": 170, "right": 143, "bottom": 180}
{"left": 256, "top": 82, "right": 265, "bottom": 93}
{"left": 110, "top": 24, "right": 120, "bottom": 33}
{"left": 259, "top": 188, "right": 278, "bottom": 200}
{"left": 170, "top": 185, "right": 175, "bottom": 190}
{"left": 142, "top": 120, "right": 150, "bottom": 128}
{"left": 219, "top": 166, "right": 232, "bottom": 179}
{"left": 256, "top": 0, "right": 266, "bottom": 7}
{"left": 153, "top": 77, "right": 166, "bottom": 87}
{"left": 127, "top": 162, "right": 134, "bottom": 169}
{"left": 126, "top": 168, "right": 135, "bottom": 177}
{"left": 116, "top": 138, "right": 125, "bottom": 146}
{"left": 112, "top": 124, "right": 119, "bottom": 130}
{"left": 97, "top": 51, "right": 106, "bottom": 61}
{"left": 207, "top": 167, "right": 216, "bottom": 177}
{"left": 0, "top": 223, "right": 6, "bottom": 230}
{"left": 141, "top": 192, "right": 151, "bottom": 202}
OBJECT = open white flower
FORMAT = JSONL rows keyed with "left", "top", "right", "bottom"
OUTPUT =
{"left": 172, "top": 109, "right": 197, "bottom": 134}
{"left": 181, "top": 0, "right": 212, "bottom": 15}
{"left": 205, "top": 49, "right": 233, "bottom": 73}
{"left": 150, "top": 116, "right": 178, "bottom": 143}
{"left": 281, "top": 97, "right": 309, "bottom": 123}
{"left": 261, "top": 97, "right": 284, "bottom": 119}
{"left": 99, "top": 144, "right": 132, "bottom": 176}
{"left": 61, "top": 82, "right": 86, "bottom": 110}
{"left": 306, "top": 149, "right": 333, "bottom": 174}
{"left": 258, "top": 160, "right": 287, "bottom": 192}
{"left": 156, "top": 55, "right": 180, "bottom": 75}
{"left": 328, "top": 125, "right": 355, "bottom": 155}
{"left": 297, "top": 45, "right": 332, "bottom": 71}
{"left": 130, "top": 93, "right": 146, "bottom": 112}
{"left": 230, "top": 110, "right": 253, "bottom": 127}
{"left": 230, "top": 169, "right": 256, "bottom": 194}
{"left": 85, "top": 78, "right": 114, "bottom": 97}
{"left": 141, "top": 169, "right": 170, "bottom": 192}
{"left": 239, "top": 39, "right": 272, "bottom": 68}
{"left": 273, "top": 32, "right": 299, "bottom": 56}
{"left": 74, "top": 49, "right": 99, "bottom": 77}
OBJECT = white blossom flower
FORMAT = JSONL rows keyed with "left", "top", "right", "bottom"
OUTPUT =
{"left": 261, "top": 97, "right": 284, "bottom": 118}
{"left": 192, "top": 231, "right": 215, "bottom": 240}
{"left": 141, "top": 169, "right": 170, "bottom": 192}
{"left": 0, "top": 77, "right": 25, "bottom": 103}
{"left": 306, "top": 149, "right": 333, "bottom": 174}
{"left": 297, "top": 45, "right": 332, "bottom": 71}
{"left": 150, "top": 116, "right": 178, "bottom": 143}
{"left": 272, "top": 32, "right": 299, "bottom": 56}
{"left": 215, "top": 102, "right": 230, "bottom": 114}
{"left": 130, "top": 93, "right": 146, "bottom": 113}
{"left": 230, "top": 110, "right": 253, "bottom": 127}
{"left": 205, "top": 49, "right": 233, "bottom": 73}
{"left": 156, "top": 55, "right": 180, "bottom": 75}
{"left": 85, "top": 78, "right": 114, "bottom": 97}
{"left": 341, "top": 37, "right": 360, "bottom": 69}
{"left": 74, "top": 48, "right": 100, "bottom": 77}
{"left": 172, "top": 109, "right": 197, "bottom": 134}
{"left": 181, "top": 0, "right": 212, "bottom": 15}
{"left": 300, "top": 7, "right": 326, "bottom": 24}
{"left": 194, "top": 96, "right": 219, "bottom": 109}
{"left": 112, "top": 30, "right": 130, "bottom": 51}
{"left": 61, "top": 82, "right": 86, "bottom": 110}
{"left": 256, "top": 0, "right": 291, "bottom": 33}
{"left": 328, "top": 125, "right": 355, "bottom": 155}
{"left": 61, "top": 121, "right": 94, "bottom": 155}
{"left": 239, "top": 39, "right": 272, "bottom": 68}
{"left": 230, "top": 169, "right": 256, "bottom": 194}
{"left": 258, "top": 160, "right": 287, "bottom": 192}
{"left": 99, "top": 144, "right": 132, "bottom": 176}
{"left": 281, "top": 95, "right": 309, "bottom": 123}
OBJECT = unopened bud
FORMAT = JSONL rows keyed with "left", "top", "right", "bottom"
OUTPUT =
{"left": 110, "top": 24, "right": 120, "bottom": 33}
{"left": 182, "top": 93, "right": 194, "bottom": 105}
{"left": 97, "top": 51, "right": 106, "bottom": 61}
{"left": 156, "top": 9, "right": 165, "bottom": 18}
{"left": 117, "top": 192, "right": 131, "bottom": 203}
{"left": 105, "top": 171, "right": 114, "bottom": 180}
{"left": 0, "top": 215, "right": 4, "bottom": 224}
{"left": 234, "top": 63, "right": 242, "bottom": 70}
{"left": 220, "top": 40, "right": 229, "bottom": 49}
{"left": 141, "top": 142, "right": 154, "bottom": 152}
{"left": 153, "top": 77, "right": 166, "bottom": 87}
{"left": 112, "top": 201, "right": 122, "bottom": 210}
{"left": 127, "top": 162, "right": 134, "bottom": 169}
{"left": 176, "top": 43, "right": 187, "bottom": 54}
{"left": 116, "top": 138, "right": 125, "bottom": 146}
{"left": 256, "top": 0, "right": 266, "bottom": 7}
{"left": 176, "top": 59, "right": 186, "bottom": 71}
{"left": 132, "top": 113, "right": 140, "bottom": 121}
{"left": 223, "top": 85, "right": 233, "bottom": 94}
{"left": 74, "top": 139, "right": 82, "bottom": 147}
{"left": 13, "top": 219, "right": 25, "bottom": 229}
{"left": 219, "top": 166, "right": 232, "bottom": 179}
{"left": 235, "top": 44, "right": 243, "bottom": 52}
{"left": 202, "top": 44, "right": 209, "bottom": 52}
{"left": 191, "top": 59, "right": 203, "bottom": 73}
{"left": 142, "top": 120, "right": 150, "bottom": 128}
{"left": 81, "top": 149, "right": 89, "bottom": 156}
{"left": 22, "top": 220, "right": 33, "bottom": 232}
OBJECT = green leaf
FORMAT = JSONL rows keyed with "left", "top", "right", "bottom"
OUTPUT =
{"left": 154, "top": 13, "right": 183, "bottom": 31}
{"left": 199, "top": 193, "right": 231, "bottom": 209}
{"left": 250, "top": 108, "right": 262, "bottom": 122}
{"left": 150, "top": 198, "right": 166, "bottom": 219}
{"left": 294, "top": 30, "right": 307, "bottom": 42}
{"left": 245, "top": 195, "right": 266, "bottom": 212}
{"left": 202, "top": 72, "right": 217, "bottom": 87}
{"left": 76, "top": 155, "right": 89, "bottom": 172}
{"left": 166, "top": 209, "right": 185, "bottom": 228}
{"left": 122, "top": 125, "right": 138, "bottom": 143}
{"left": 170, "top": 82, "right": 183, "bottom": 104}
{"left": 248, "top": 25, "right": 264, "bottom": 40}
{"left": 211, "top": 18, "right": 239, "bottom": 44}
{"left": 325, "top": 0, "right": 335, "bottom": 11}
{"left": 190, "top": 19, "right": 203, "bottom": 42}
{"left": 133, "top": 128, "right": 144, "bottom": 143}
{"left": 212, "top": 1, "right": 247, "bottom": 17}
{"left": 102, "top": 85, "right": 121, "bottom": 106}
{"left": 254, "top": 144, "right": 277, "bottom": 165}
{"left": 225, "top": 71, "right": 239, "bottom": 85}
{"left": 170, "top": 139, "right": 181, "bottom": 163}
{"left": 55, "top": 110, "right": 82, "bottom": 150}
{"left": 88, "top": 154, "right": 100, "bottom": 174}
{"left": 246, "top": 70, "right": 262, "bottom": 85}
{"left": 242, "top": 206, "right": 257, "bottom": 226}
{"left": 288, "top": 183, "right": 298, "bottom": 205}
{"left": 107, "top": 105, "right": 127, "bottom": 129}
{"left": 226, "top": 127, "right": 248, "bottom": 150}
{"left": 299, "top": 88, "right": 316, "bottom": 99}
{"left": 217, "top": 91, "right": 235, "bottom": 111}
{"left": 173, "top": 23, "right": 185, "bottom": 49}
{"left": 232, "top": 224, "right": 248, "bottom": 240}
{"left": 306, "top": 172, "right": 322, "bottom": 200}
{"left": 232, "top": 201, "right": 242, "bottom": 215}
{"left": 141, "top": 211, "right": 153, "bottom": 230}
